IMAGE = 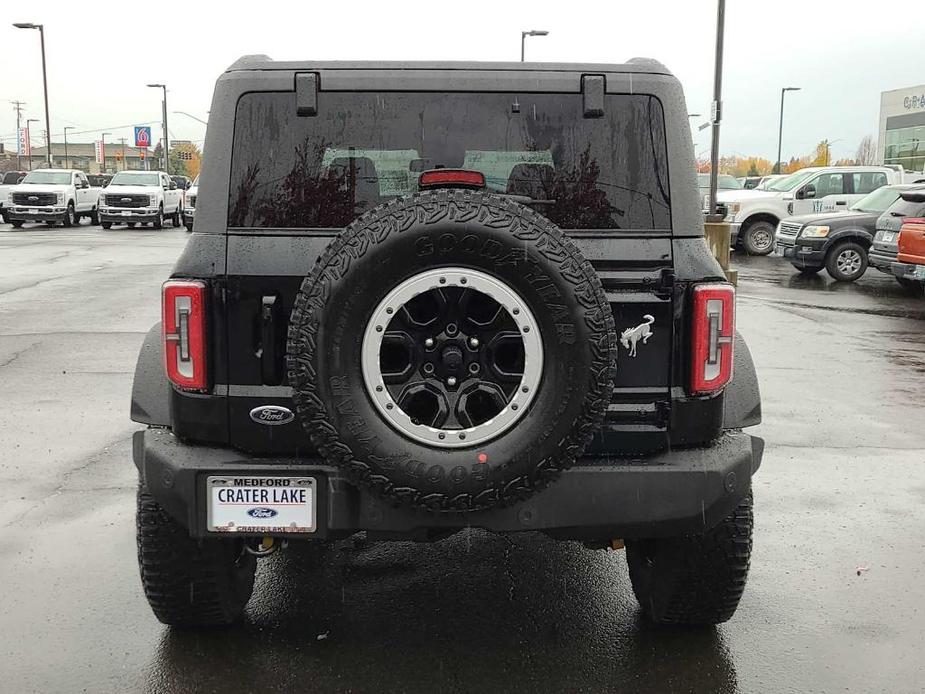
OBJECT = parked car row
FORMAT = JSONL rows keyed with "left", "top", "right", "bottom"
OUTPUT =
{"left": 774, "top": 184, "right": 925, "bottom": 285}
{"left": 717, "top": 165, "right": 925, "bottom": 255}
{"left": 3, "top": 168, "right": 185, "bottom": 230}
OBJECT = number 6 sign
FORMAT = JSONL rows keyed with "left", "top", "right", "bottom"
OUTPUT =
{"left": 134, "top": 126, "right": 151, "bottom": 148}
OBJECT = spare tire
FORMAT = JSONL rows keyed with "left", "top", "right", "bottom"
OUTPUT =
{"left": 287, "top": 190, "right": 616, "bottom": 512}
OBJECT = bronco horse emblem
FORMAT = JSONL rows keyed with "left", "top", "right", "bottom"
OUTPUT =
{"left": 620, "top": 315, "right": 655, "bottom": 357}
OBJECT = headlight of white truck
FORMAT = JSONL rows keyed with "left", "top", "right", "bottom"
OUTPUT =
{"left": 57, "top": 192, "right": 65, "bottom": 205}
{"left": 149, "top": 194, "right": 157, "bottom": 206}
{"left": 725, "top": 202, "right": 741, "bottom": 218}
{"left": 800, "top": 225, "right": 830, "bottom": 238}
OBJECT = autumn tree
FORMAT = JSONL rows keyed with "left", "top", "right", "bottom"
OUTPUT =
{"left": 810, "top": 141, "right": 830, "bottom": 167}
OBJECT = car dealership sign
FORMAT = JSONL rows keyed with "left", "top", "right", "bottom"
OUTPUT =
{"left": 903, "top": 93, "right": 925, "bottom": 111}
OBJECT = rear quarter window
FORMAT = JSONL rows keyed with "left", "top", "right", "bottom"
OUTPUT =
{"left": 228, "top": 91, "right": 671, "bottom": 231}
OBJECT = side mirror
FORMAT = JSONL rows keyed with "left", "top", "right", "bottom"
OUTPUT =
{"left": 803, "top": 184, "right": 816, "bottom": 199}
{"left": 169, "top": 181, "right": 177, "bottom": 190}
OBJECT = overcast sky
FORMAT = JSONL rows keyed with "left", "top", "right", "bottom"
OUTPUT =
{"left": 2, "top": 0, "right": 922, "bottom": 164}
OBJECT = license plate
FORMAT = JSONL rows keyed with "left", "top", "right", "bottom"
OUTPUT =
{"left": 207, "top": 476, "right": 316, "bottom": 533}
{"left": 883, "top": 233, "right": 895, "bottom": 243}
{"left": 913, "top": 266, "right": 925, "bottom": 280}
{"left": 28, "top": 208, "right": 38, "bottom": 214}
{"left": 121, "top": 210, "right": 132, "bottom": 217}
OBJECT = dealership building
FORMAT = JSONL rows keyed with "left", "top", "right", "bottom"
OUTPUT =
{"left": 878, "top": 84, "right": 925, "bottom": 171}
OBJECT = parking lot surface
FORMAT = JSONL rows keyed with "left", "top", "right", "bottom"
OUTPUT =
{"left": 1, "top": 223, "right": 924, "bottom": 693}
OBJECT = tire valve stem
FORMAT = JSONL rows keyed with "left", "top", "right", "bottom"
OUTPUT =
{"left": 447, "top": 376, "right": 457, "bottom": 387}
{"left": 424, "top": 338, "right": 435, "bottom": 349}
{"left": 469, "top": 337, "right": 479, "bottom": 349}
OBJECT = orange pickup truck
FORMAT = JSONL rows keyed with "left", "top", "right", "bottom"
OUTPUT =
{"left": 895, "top": 217, "right": 925, "bottom": 285}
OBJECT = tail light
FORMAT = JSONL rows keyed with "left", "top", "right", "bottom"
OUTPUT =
{"left": 162, "top": 280, "right": 208, "bottom": 391}
{"left": 690, "top": 283, "right": 735, "bottom": 395}
{"left": 419, "top": 169, "right": 486, "bottom": 189}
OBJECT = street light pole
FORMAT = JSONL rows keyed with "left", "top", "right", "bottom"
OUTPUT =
{"left": 707, "top": 0, "right": 726, "bottom": 219}
{"left": 148, "top": 84, "right": 169, "bottom": 173}
{"left": 26, "top": 118, "right": 39, "bottom": 170}
{"left": 101, "top": 132, "right": 111, "bottom": 173}
{"left": 13, "top": 23, "right": 52, "bottom": 167}
{"left": 775, "top": 86, "right": 801, "bottom": 174}
{"left": 63, "top": 126, "right": 74, "bottom": 169}
{"left": 520, "top": 30, "right": 549, "bottom": 61}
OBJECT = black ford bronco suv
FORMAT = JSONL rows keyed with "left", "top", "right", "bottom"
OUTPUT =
{"left": 131, "top": 57, "right": 763, "bottom": 628}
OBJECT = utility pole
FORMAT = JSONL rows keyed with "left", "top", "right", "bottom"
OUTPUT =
{"left": 11, "top": 101, "right": 25, "bottom": 169}
{"left": 63, "top": 126, "right": 74, "bottom": 168}
{"left": 120, "top": 138, "right": 127, "bottom": 170}
{"left": 147, "top": 84, "right": 169, "bottom": 173}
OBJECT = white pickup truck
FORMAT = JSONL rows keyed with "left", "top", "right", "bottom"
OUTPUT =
{"left": 183, "top": 174, "right": 198, "bottom": 231}
{"left": 98, "top": 170, "right": 183, "bottom": 229}
{"left": 717, "top": 165, "right": 925, "bottom": 255}
{"left": 0, "top": 170, "right": 28, "bottom": 223}
{"left": 7, "top": 169, "right": 100, "bottom": 228}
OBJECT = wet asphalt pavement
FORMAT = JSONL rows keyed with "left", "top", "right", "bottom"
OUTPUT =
{"left": 1, "top": 224, "right": 924, "bottom": 693}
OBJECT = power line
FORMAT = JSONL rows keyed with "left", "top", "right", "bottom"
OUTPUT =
{"left": 0, "top": 119, "right": 162, "bottom": 140}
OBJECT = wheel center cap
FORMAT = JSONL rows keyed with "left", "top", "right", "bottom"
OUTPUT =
{"left": 441, "top": 344, "right": 464, "bottom": 369}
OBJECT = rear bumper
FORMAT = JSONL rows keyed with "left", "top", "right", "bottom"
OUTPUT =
{"left": 133, "top": 428, "right": 764, "bottom": 541}
{"left": 869, "top": 248, "right": 897, "bottom": 274}
{"left": 891, "top": 261, "right": 923, "bottom": 281}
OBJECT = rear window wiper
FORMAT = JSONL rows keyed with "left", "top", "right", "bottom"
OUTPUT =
{"left": 496, "top": 193, "right": 557, "bottom": 206}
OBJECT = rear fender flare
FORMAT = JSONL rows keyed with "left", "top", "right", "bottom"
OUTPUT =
{"left": 723, "top": 331, "right": 761, "bottom": 429}
{"left": 131, "top": 322, "right": 171, "bottom": 427}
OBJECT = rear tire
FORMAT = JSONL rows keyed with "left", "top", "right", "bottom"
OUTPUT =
{"left": 171, "top": 208, "right": 181, "bottom": 227}
{"left": 12, "top": 220, "right": 24, "bottom": 228}
{"left": 136, "top": 486, "right": 256, "bottom": 627}
{"left": 626, "top": 493, "right": 753, "bottom": 626}
{"left": 825, "top": 241, "right": 868, "bottom": 282}
{"left": 101, "top": 222, "right": 113, "bottom": 230}
{"left": 63, "top": 203, "right": 75, "bottom": 228}
{"left": 741, "top": 221, "right": 776, "bottom": 255}
{"left": 90, "top": 208, "right": 99, "bottom": 226}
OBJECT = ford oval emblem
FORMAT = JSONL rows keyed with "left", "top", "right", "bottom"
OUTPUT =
{"left": 247, "top": 507, "right": 278, "bottom": 519}
{"left": 249, "top": 405, "right": 295, "bottom": 426}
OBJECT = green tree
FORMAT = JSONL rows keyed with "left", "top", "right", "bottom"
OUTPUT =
{"left": 747, "top": 162, "right": 760, "bottom": 177}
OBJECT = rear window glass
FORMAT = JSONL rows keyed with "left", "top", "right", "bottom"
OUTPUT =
{"left": 228, "top": 91, "right": 671, "bottom": 231}
{"left": 887, "top": 195, "right": 925, "bottom": 218}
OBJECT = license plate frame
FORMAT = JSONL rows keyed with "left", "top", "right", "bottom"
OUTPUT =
{"left": 912, "top": 265, "right": 925, "bottom": 281}
{"left": 121, "top": 210, "right": 132, "bottom": 217}
{"left": 206, "top": 475, "right": 317, "bottom": 534}
{"left": 883, "top": 232, "right": 895, "bottom": 243}
{"left": 28, "top": 208, "right": 38, "bottom": 215}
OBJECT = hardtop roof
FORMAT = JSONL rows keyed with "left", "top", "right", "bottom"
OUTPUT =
{"left": 225, "top": 55, "right": 673, "bottom": 76}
